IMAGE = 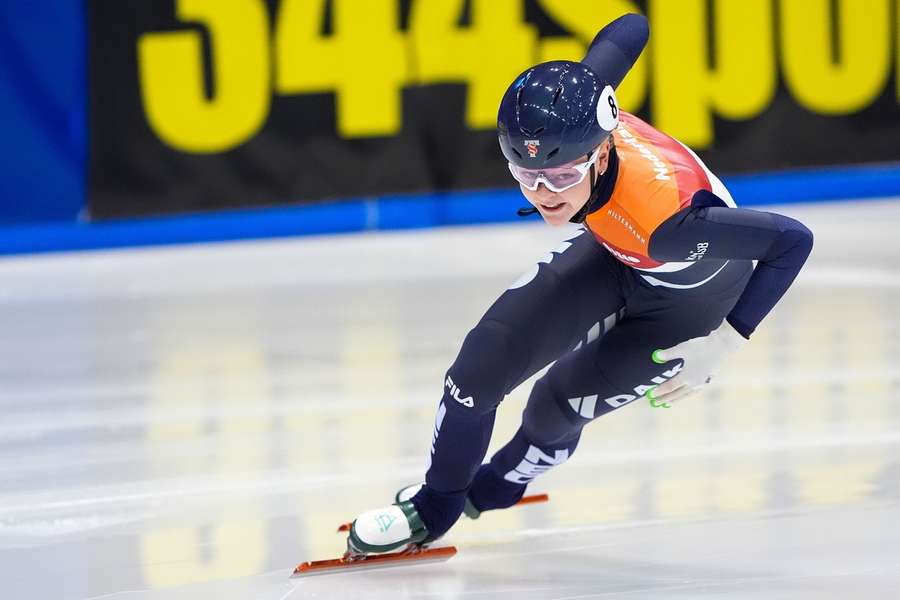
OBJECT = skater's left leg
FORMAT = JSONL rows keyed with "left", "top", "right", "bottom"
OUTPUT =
{"left": 470, "top": 264, "right": 753, "bottom": 513}
{"left": 467, "top": 424, "right": 580, "bottom": 514}
{"left": 466, "top": 345, "right": 598, "bottom": 514}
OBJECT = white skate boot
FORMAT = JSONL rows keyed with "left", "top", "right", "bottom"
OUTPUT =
{"left": 347, "top": 500, "right": 430, "bottom": 555}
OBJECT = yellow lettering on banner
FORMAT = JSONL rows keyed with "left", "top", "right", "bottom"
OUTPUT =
{"left": 535, "top": 0, "right": 647, "bottom": 113}
{"left": 650, "top": 0, "right": 774, "bottom": 148}
{"left": 275, "top": 0, "right": 407, "bottom": 137}
{"left": 137, "top": 0, "right": 270, "bottom": 153}
{"left": 708, "top": 1, "right": 776, "bottom": 120}
{"left": 535, "top": 37, "right": 585, "bottom": 67}
{"left": 409, "top": 0, "right": 536, "bottom": 129}
{"left": 781, "top": 0, "right": 891, "bottom": 114}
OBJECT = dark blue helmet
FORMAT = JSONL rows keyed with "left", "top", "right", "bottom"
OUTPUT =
{"left": 498, "top": 61, "right": 619, "bottom": 169}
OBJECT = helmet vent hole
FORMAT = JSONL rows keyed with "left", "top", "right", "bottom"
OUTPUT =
{"left": 511, "top": 148, "right": 522, "bottom": 158}
{"left": 551, "top": 86, "right": 563, "bottom": 105}
{"left": 547, "top": 148, "right": 559, "bottom": 159}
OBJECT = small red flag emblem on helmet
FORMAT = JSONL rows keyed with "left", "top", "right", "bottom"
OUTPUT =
{"left": 524, "top": 139, "right": 540, "bottom": 158}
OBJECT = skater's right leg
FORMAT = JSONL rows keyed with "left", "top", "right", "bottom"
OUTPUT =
{"left": 411, "top": 319, "right": 516, "bottom": 539}
{"left": 350, "top": 230, "right": 627, "bottom": 552}
{"left": 411, "top": 231, "right": 628, "bottom": 539}
{"left": 348, "top": 319, "right": 519, "bottom": 553}
{"left": 349, "top": 319, "right": 519, "bottom": 553}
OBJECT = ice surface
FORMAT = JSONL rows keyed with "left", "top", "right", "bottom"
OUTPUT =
{"left": 1, "top": 199, "right": 899, "bottom": 599}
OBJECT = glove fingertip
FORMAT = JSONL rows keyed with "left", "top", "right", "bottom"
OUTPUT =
{"left": 649, "top": 395, "right": 666, "bottom": 409}
{"left": 653, "top": 379, "right": 677, "bottom": 396}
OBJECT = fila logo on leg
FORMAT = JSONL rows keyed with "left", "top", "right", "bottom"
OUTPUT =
{"left": 445, "top": 375, "right": 474, "bottom": 407}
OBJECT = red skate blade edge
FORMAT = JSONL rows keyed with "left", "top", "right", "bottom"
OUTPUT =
{"left": 291, "top": 546, "right": 457, "bottom": 578}
{"left": 336, "top": 493, "right": 550, "bottom": 532}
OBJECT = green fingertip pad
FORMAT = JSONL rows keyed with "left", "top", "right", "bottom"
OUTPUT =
{"left": 651, "top": 350, "right": 665, "bottom": 364}
{"left": 647, "top": 388, "right": 656, "bottom": 400}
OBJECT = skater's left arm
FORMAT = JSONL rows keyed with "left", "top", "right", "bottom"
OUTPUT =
{"left": 644, "top": 190, "right": 814, "bottom": 404}
{"left": 650, "top": 189, "right": 814, "bottom": 337}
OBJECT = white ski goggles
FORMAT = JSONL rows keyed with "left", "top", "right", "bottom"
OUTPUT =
{"left": 508, "top": 147, "right": 601, "bottom": 193}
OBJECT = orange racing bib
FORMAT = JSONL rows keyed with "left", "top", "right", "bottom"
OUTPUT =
{"left": 585, "top": 112, "right": 712, "bottom": 270}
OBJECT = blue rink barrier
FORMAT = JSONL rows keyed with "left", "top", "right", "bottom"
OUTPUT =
{"left": 0, "top": 163, "right": 898, "bottom": 255}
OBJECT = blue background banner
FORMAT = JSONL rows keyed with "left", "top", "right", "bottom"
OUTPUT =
{"left": 0, "top": 1, "right": 898, "bottom": 254}
{"left": 0, "top": 2, "right": 86, "bottom": 225}
{"left": 86, "top": 0, "right": 900, "bottom": 220}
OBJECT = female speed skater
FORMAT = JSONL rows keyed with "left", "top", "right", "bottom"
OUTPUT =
{"left": 346, "top": 13, "right": 814, "bottom": 554}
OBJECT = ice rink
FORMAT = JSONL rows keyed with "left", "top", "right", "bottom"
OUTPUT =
{"left": 2, "top": 199, "right": 899, "bottom": 600}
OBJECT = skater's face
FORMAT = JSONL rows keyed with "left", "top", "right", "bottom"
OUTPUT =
{"left": 519, "top": 138, "right": 612, "bottom": 226}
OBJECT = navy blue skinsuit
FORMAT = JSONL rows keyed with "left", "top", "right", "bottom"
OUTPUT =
{"left": 407, "top": 12, "right": 814, "bottom": 540}
{"left": 410, "top": 148, "right": 813, "bottom": 541}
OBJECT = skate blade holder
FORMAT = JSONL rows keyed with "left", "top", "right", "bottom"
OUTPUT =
{"left": 292, "top": 546, "right": 457, "bottom": 577}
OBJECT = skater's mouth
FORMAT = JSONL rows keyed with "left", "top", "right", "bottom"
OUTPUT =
{"left": 540, "top": 201, "right": 567, "bottom": 213}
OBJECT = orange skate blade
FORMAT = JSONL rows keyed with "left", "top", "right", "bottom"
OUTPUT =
{"left": 513, "top": 492, "right": 549, "bottom": 506}
{"left": 336, "top": 493, "right": 550, "bottom": 532}
{"left": 291, "top": 546, "right": 457, "bottom": 577}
